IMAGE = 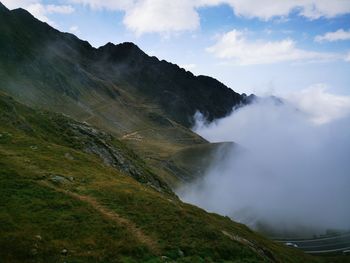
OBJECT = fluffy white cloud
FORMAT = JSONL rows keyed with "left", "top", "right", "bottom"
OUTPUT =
{"left": 68, "top": 0, "right": 135, "bottom": 11}
{"left": 69, "top": 25, "right": 80, "bottom": 34}
{"left": 67, "top": 0, "right": 350, "bottom": 34}
{"left": 26, "top": 3, "right": 54, "bottom": 23}
{"left": 315, "top": 29, "right": 350, "bottom": 42}
{"left": 1, "top": 0, "right": 37, "bottom": 9}
{"left": 70, "top": 0, "right": 199, "bottom": 34}
{"left": 201, "top": 0, "right": 350, "bottom": 19}
{"left": 26, "top": 3, "right": 74, "bottom": 25}
{"left": 123, "top": 0, "right": 200, "bottom": 35}
{"left": 286, "top": 84, "right": 350, "bottom": 124}
{"left": 206, "top": 29, "right": 337, "bottom": 65}
{"left": 2, "top": 1, "right": 74, "bottom": 26}
{"left": 45, "top": 4, "right": 74, "bottom": 14}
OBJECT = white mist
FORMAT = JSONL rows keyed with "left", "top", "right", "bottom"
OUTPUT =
{"left": 178, "top": 86, "right": 350, "bottom": 237}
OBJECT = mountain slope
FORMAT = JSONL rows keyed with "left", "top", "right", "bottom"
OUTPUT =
{"left": 0, "top": 92, "right": 321, "bottom": 262}
{"left": 0, "top": 4, "right": 254, "bottom": 185}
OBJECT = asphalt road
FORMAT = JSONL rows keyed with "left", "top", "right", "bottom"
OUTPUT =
{"left": 276, "top": 232, "right": 350, "bottom": 254}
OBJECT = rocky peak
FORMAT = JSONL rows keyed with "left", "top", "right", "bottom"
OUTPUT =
{"left": 98, "top": 41, "right": 147, "bottom": 62}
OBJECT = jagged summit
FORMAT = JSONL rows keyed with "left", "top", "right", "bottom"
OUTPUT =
{"left": 100, "top": 41, "right": 141, "bottom": 50}
{"left": 98, "top": 41, "right": 148, "bottom": 62}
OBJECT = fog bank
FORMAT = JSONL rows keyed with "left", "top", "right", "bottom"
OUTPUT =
{"left": 178, "top": 86, "right": 350, "bottom": 237}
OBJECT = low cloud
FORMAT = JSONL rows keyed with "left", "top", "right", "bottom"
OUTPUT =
{"left": 178, "top": 86, "right": 350, "bottom": 237}
{"left": 315, "top": 29, "right": 350, "bottom": 43}
{"left": 206, "top": 30, "right": 337, "bottom": 65}
{"left": 287, "top": 84, "right": 350, "bottom": 124}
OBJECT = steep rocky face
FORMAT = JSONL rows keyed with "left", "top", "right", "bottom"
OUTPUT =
{"left": 67, "top": 122, "right": 170, "bottom": 192}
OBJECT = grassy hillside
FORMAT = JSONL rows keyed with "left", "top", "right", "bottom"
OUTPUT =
{"left": 0, "top": 92, "right": 324, "bottom": 262}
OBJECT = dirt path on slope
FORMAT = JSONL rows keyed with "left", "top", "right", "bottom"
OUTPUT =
{"left": 39, "top": 181, "right": 160, "bottom": 254}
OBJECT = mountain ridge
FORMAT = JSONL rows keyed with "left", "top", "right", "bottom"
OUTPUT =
{"left": 0, "top": 5, "right": 249, "bottom": 128}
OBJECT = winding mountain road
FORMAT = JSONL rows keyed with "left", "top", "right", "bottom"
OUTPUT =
{"left": 276, "top": 232, "right": 350, "bottom": 254}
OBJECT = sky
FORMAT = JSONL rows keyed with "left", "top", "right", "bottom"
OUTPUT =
{"left": 3, "top": 0, "right": 350, "bottom": 96}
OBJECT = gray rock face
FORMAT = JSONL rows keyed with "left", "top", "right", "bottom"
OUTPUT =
{"left": 68, "top": 122, "right": 170, "bottom": 193}
{"left": 50, "top": 175, "right": 68, "bottom": 184}
{"left": 64, "top": 152, "right": 74, "bottom": 160}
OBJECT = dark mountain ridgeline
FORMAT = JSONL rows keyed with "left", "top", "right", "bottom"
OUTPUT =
{"left": 0, "top": 5, "right": 248, "bottom": 128}
{"left": 97, "top": 42, "right": 247, "bottom": 126}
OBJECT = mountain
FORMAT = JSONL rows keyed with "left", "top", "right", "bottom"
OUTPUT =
{"left": 0, "top": 2, "right": 338, "bottom": 262}
{"left": 0, "top": 5, "right": 247, "bottom": 128}
{"left": 0, "top": 4, "right": 253, "bottom": 186}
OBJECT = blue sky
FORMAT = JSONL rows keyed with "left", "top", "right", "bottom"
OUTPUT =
{"left": 3, "top": 0, "right": 350, "bottom": 96}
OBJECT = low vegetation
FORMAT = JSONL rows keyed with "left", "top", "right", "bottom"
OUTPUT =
{"left": 0, "top": 93, "right": 324, "bottom": 262}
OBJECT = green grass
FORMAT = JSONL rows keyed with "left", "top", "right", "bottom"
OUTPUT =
{"left": 0, "top": 93, "right": 332, "bottom": 262}
{"left": 0, "top": 167, "right": 151, "bottom": 263}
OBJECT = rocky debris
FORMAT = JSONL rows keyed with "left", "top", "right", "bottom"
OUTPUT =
{"left": 61, "top": 248, "right": 68, "bottom": 256}
{"left": 222, "top": 230, "right": 254, "bottom": 247}
{"left": 221, "top": 230, "right": 276, "bottom": 262}
{"left": 49, "top": 174, "right": 70, "bottom": 184}
{"left": 161, "top": 255, "right": 170, "bottom": 261}
{"left": 64, "top": 152, "right": 74, "bottom": 160}
{"left": 121, "top": 131, "right": 143, "bottom": 141}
